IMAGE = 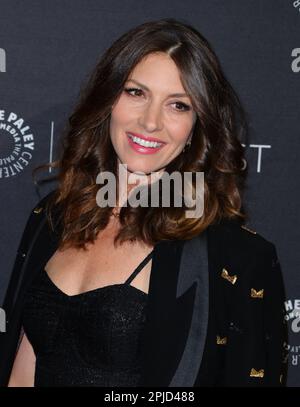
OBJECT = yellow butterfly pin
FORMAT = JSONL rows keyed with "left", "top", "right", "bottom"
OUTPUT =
{"left": 221, "top": 268, "right": 237, "bottom": 285}
{"left": 251, "top": 288, "right": 264, "bottom": 299}
{"left": 241, "top": 225, "right": 257, "bottom": 234}
{"left": 250, "top": 368, "right": 264, "bottom": 378}
{"left": 216, "top": 335, "right": 227, "bottom": 345}
{"left": 33, "top": 206, "right": 43, "bottom": 214}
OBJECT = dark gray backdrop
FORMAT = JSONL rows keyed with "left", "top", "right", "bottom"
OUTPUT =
{"left": 0, "top": 0, "right": 299, "bottom": 386}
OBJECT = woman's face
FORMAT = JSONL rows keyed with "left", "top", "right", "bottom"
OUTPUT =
{"left": 110, "top": 52, "right": 197, "bottom": 177}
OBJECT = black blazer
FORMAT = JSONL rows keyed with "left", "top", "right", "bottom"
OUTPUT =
{"left": 0, "top": 191, "right": 287, "bottom": 387}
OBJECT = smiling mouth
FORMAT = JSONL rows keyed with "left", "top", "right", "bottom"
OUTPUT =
{"left": 126, "top": 133, "right": 166, "bottom": 155}
{"left": 127, "top": 133, "right": 164, "bottom": 148}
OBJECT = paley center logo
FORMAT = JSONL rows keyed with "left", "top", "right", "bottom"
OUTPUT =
{"left": 0, "top": 110, "right": 35, "bottom": 178}
{"left": 291, "top": 48, "right": 300, "bottom": 73}
{"left": 292, "top": 0, "right": 300, "bottom": 13}
{"left": 284, "top": 299, "right": 300, "bottom": 367}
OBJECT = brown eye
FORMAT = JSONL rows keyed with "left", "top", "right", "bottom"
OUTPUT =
{"left": 124, "top": 87, "right": 143, "bottom": 97}
{"left": 173, "top": 102, "right": 191, "bottom": 112}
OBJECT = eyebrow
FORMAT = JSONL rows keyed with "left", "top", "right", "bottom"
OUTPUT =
{"left": 126, "top": 79, "right": 189, "bottom": 98}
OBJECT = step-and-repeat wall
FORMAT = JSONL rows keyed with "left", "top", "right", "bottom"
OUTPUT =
{"left": 0, "top": 1, "right": 299, "bottom": 386}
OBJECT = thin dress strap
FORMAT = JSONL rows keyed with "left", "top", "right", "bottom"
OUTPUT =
{"left": 125, "top": 249, "right": 154, "bottom": 285}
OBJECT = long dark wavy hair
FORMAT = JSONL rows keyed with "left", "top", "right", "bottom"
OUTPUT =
{"left": 34, "top": 18, "right": 249, "bottom": 250}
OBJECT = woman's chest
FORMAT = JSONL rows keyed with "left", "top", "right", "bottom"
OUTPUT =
{"left": 44, "top": 231, "right": 154, "bottom": 296}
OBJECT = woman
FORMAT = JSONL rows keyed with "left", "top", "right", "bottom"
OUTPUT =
{"left": 0, "top": 18, "right": 287, "bottom": 387}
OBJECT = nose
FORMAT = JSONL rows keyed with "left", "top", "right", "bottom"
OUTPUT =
{"left": 138, "top": 100, "right": 163, "bottom": 132}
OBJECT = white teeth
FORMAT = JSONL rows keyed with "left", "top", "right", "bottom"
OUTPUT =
{"left": 128, "top": 134, "right": 163, "bottom": 148}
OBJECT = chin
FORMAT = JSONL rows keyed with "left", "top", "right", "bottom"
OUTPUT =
{"left": 120, "top": 160, "right": 149, "bottom": 175}
{"left": 127, "top": 167, "right": 152, "bottom": 176}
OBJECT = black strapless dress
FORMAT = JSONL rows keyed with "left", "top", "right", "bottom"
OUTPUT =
{"left": 21, "top": 250, "right": 153, "bottom": 387}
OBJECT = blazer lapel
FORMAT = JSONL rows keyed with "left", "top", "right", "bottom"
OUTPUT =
{"left": 139, "top": 229, "right": 209, "bottom": 387}
{"left": 10, "top": 213, "right": 60, "bottom": 320}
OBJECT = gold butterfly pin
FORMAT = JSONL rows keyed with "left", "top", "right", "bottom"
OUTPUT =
{"left": 33, "top": 206, "right": 43, "bottom": 214}
{"left": 241, "top": 225, "right": 257, "bottom": 234}
{"left": 250, "top": 368, "right": 264, "bottom": 378}
{"left": 216, "top": 335, "right": 227, "bottom": 345}
{"left": 221, "top": 268, "right": 237, "bottom": 285}
{"left": 251, "top": 288, "right": 264, "bottom": 299}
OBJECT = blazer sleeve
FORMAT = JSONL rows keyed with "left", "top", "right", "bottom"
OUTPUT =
{"left": 223, "top": 240, "right": 288, "bottom": 387}
{"left": 0, "top": 191, "right": 56, "bottom": 386}
{"left": 263, "top": 243, "right": 288, "bottom": 386}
